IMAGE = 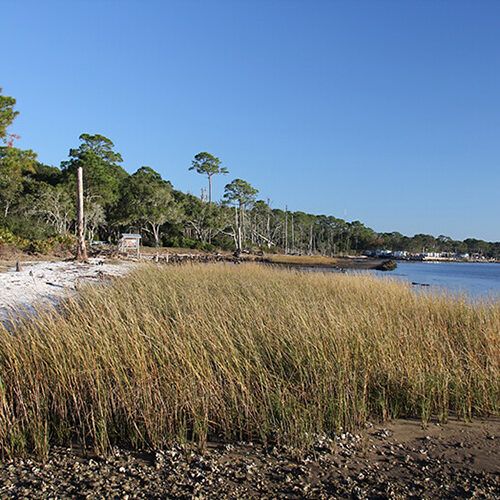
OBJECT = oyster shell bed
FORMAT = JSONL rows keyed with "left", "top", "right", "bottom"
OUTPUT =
{"left": 0, "top": 418, "right": 498, "bottom": 499}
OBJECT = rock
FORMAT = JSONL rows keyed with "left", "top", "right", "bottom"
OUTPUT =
{"left": 376, "top": 259, "right": 397, "bottom": 271}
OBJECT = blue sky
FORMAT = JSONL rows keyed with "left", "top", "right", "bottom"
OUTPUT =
{"left": 2, "top": 0, "right": 499, "bottom": 241}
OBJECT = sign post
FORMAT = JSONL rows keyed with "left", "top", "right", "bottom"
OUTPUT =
{"left": 118, "top": 234, "right": 141, "bottom": 257}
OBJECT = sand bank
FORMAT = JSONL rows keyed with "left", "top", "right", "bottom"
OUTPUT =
{"left": 0, "top": 258, "right": 133, "bottom": 321}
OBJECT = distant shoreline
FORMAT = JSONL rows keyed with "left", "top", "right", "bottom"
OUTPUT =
{"left": 259, "top": 255, "right": 392, "bottom": 270}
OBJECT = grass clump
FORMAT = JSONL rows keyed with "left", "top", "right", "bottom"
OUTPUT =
{"left": 0, "top": 263, "right": 498, "bottom": 457}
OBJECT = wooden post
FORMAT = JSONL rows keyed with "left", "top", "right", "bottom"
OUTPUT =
{"left": 76, "top": 166, "right": 87, "bottom": 261}
{"left": 284, "top": 205, "right": 288, "bottom": 254}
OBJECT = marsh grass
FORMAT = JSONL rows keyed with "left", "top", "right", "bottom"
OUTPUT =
{"left": 263, "top": 254, "right": 343, "bottom": 266}
{"left": 0, "top": 263, "right": 498, "bottom": 458}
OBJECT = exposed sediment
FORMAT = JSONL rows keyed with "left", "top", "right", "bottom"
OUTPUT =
{"left": 0, "top": 418, "right": 497, "bottom": 499}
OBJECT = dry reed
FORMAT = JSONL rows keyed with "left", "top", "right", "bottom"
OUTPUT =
{"left": 0, "top": 263, "right": 498, "bottom": 457}
{"left": 264, "top": 254, "right": 342, "bottom": 266}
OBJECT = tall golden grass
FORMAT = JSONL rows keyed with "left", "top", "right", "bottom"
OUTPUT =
{"left": 0, "top": 263, "right": 498, "bottom": 457}
{"left": 264, "top": 254, "right": 343, "bottom": 266}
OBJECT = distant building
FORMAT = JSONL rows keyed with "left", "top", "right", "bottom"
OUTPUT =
{"left": 422, "top": 252, "right": 442, "bottom": 260}
{"left": 375, "top": 249, "right": 392, "bottom": 257}
{"left": 392, "top": 251, "right": 408, "bottom": 258}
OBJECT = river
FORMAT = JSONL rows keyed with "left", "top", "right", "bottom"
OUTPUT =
{"left": 367, "top": 261, "right": 500, "bottom": 299}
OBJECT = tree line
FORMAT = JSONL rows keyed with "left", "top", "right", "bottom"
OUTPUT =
{"left": 1, "top": 87, "right": 499, "bottom": 258}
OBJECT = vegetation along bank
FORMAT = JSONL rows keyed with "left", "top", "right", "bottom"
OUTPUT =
{"left": 1, "top": 87, "right": 499, "bottom": 259}
{"left": 0, "top": 263, "right": 497, "bottom": 459}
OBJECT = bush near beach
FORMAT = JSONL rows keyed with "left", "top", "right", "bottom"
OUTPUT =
{"left": 0, "top": 263, "right": 498, "bottom": 458}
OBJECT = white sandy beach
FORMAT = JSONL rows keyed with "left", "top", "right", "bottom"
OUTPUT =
{"left": 0, "top": 258, "right": 134, "bottom": 321}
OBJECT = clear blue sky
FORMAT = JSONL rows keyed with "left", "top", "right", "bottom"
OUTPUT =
{"left": 2, "top": 0, "right": 499, "bottom": 241}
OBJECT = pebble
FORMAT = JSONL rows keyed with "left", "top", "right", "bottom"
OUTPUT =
{"left": 0, "top": 427, "right": 497, "bottom": 499}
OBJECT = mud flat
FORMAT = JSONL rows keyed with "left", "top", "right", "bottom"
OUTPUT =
{"left": 0, "top": 418, "right": 497, "bottom": 499}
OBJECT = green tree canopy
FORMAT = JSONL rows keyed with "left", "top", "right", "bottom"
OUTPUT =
{"left": 30, "top": 183, "right": 75, "bottom": 235}
{"left": 223, "top": 178, "right": 258, "bottom": 253}
{"left": 0, "top": 88, "right": 19, "bottom": 142}
{"left": 118, "top": 166, "right": 181, "bottom": 247}
{"left": 0, "top": 146, "right": 37, "bottom": 217}
{"left": 189, "top": 152, "right": 228, "bottom": 203}
{"left": 62, "top": 133, "right": 127, "bottom": 205}
{"left": 223, "top": 178, "right": 258, "bottom": 210}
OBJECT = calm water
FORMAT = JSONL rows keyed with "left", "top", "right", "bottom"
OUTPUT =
{"left": 369, "top": 262, "right": 500, "bottom": 299}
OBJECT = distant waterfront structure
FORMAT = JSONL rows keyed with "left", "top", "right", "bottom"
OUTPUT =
{"left": 118, "top": 233, "right": 141, "bottom": 257}
{"left": 364, "top": 249, "right": 490, "bottom": 262}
